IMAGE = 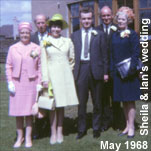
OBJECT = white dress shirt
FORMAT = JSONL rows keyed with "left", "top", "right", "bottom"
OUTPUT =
{"left": 81, "top": 27, "right": 92, "bottom": 61}
{"left": 38, "top": 31, "right": 48, "bottom": 43}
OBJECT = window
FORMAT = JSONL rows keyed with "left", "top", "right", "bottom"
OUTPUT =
{"left": 98, "top": 0, "right": 112, "bottom": 9}
{"left": 82, "top": 0, "right": 94, "bottom": 8}
{"left": 68, "top": 0, "right": 112, "bottom": 34}
{"left": 68, "top": 0, "right": 150, "bottom": 34}
{"left": 139, "top": 0, "right": 151, "bottom": 34}
{"left": 117, "top": 0, "right": 133, "bottom": 8}
{"left": 139, "top": 0, "right": 151, "bottom": 8}
{"left": 70, "top": 3, "right": 80, "bottom": 32}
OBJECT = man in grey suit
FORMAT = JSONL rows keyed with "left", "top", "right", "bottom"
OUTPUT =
{"left": 96, "top": 6, "right": 121, "bottom": 131}
{"left": 31, "top": 14, "right": 48, "bottom": 45}
{"left": 71, "top": 7, "right": 108, "bottom": 139}
{"left": 31, "top": 14, "right": 49, "bottom": 139}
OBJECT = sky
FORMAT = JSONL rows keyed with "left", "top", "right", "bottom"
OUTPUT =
{"left": 0, "top": 0, "right": 32, "bottom": 26}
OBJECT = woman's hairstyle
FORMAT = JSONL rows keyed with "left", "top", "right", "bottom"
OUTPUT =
{"left": 49, "top": 20, "right": 63, "bottom": 29}
{"left": 79, "top": 7, "right": 94, "bottom": 17}
{"left": 115, "top": 6, "right": 135, "bottom": 24}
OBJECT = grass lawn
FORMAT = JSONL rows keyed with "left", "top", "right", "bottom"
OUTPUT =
{"left": 0, "top": 63, "right": 150, "bottom": 151}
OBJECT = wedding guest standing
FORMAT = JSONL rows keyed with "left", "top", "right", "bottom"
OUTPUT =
{"left": 6, "top": 22, "right": 41, "bottom": 148}
{"left": 71, "top": 7, "right": 108, "bottom": 139}
{"left": 110, "top": 7, "right": 141, "bottom": 138}
{"left": 31, "top": 14, "right": 48, "bottom": 45}
{"left": 31, "top": 14, "right": 49, "bottom": 139}
{"left": 41, "top": 14, "right": 79, "bottom": 145}
{"left": 96, "top": 6, "right": 121, "bottom": 131}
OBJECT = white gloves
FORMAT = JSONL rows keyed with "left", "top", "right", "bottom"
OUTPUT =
{"left": 8, "top": 82, "right": 42, "bottom": 94}
{"left": 36, "top": 84, "right": 43, "bottom": 92}
{"left": 8, "top": 81, "right": 15, "bottom": 94}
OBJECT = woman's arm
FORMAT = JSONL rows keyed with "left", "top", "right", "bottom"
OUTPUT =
{"left": 68, "top": 39, "right": 75, "bottom": 70}
{"left": 37, "top": 47, "right": 42, "bottom": 84}
{"left": 110, "top": 37, "right": 114, "bottom": 78}
{"left": 5, "top": 47, "right": 13, "bottom": 82}
{"left": 41, "top": 46, "right": 49, "bottom": 83}
{"left": 129, "top": 30, "right": 140, "bottom": 74}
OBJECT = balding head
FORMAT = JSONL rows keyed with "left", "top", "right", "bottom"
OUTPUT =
{"left": 100, "top": 6, "right": 112, "bottom": 15}
{"left": 100, "top": 6, "right": 113, "bottom": 25}
{"left": 34, "top": 14, "right": 47, "bottom": 33}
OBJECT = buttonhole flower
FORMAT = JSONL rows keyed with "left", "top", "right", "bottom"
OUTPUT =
{"left": 30, "top": 50, "right": 39, "bottom": 59}
{"left": 91, "top": 30, "right": 98, "bottom": 35}
{"left": 120, "top": 29, "right": 131, "bottom": 38}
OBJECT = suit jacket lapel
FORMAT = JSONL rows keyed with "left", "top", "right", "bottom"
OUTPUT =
{"left": 100, "top": 24, "right": 104, "bottom": 31}
{"left": 89, "top": 28, "right": 95, "bottom": 50}
{"left": 75, "top": 30, "right": 82, "bottom": 58}
{"left": 35, "top": 32, "right": 40, "bottom": 45}
{"left": 78, "top": 30, "right": 82, "bottom": 49}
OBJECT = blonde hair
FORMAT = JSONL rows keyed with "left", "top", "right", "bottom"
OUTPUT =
{"left": 115, "top": 6, "right": 135, "bottom": 24}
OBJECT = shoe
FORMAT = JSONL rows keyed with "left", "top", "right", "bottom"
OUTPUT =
{"left": 93, "top": 130, "right": 100, "bottom": 138}
{"left": 57, "top": 137, "right": 64, "bottom": 144}
{"left": 127, "top": 128, "right": 135, "bottom": 138}
{"left": 76, "top": 131, "right": 87, "bottom": 140}
{"left": 118, "top": 132, "right": 128, "bottom": 136}
{"left": 13, "top": 138, "right": 24, "bottom": 148}
{"left": 25, "top": 142, "right": 32, "bottom": 148}
{"left": 127, "top": 135, "right": 135, "bottom": 138}
{"left": 50, "top": 136, "right": 57, "bottom": 145}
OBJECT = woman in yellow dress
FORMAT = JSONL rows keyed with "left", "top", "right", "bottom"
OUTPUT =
{"left": 41, "top": 14, "right": 79, "bottom": 144}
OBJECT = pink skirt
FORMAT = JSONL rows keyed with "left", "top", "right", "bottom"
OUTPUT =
{"left": 9, "top": 70, "right": 37, "bottom": 116}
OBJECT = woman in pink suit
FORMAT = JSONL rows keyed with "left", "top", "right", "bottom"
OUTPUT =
{"left": 6, "top": 22, "right": 41, "bottom": 148}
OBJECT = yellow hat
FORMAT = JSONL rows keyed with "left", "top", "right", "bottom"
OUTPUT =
{"left": 47, "top": 14, "right": 68, "bottom": 29}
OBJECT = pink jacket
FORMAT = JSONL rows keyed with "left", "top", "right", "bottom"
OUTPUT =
{"left": 6, "top": 42, "right": 41, "bottom": 84}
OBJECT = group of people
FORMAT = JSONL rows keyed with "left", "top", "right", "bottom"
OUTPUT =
{"left": 5, "top": 5, "right": 141, "bottom": 148}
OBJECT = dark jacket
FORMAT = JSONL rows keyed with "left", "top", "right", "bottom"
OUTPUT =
{"left": 110, "top": 29, "right": 141, "bottom": 101}
{"left": 30, "top": 32, "right": 40, "bottom": 45}
{"left": 71, "top": 28, "right": 108, "bottom": 80}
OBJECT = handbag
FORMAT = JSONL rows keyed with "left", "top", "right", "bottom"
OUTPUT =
{"left": 116, "top": 58, "right": 143, "bottom": 79}
{"left": 38, "top": 88, "right": 55, "bottom": 110}
{"left": 38, "top": 96, "right": 55, "bottom": 110}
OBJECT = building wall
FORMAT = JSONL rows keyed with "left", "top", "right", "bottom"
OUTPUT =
{"left": 32, "top": 0, "right": 81, "bottom": 36}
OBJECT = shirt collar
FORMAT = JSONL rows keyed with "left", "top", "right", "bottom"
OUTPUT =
{"left": 82, "top": 27, "right": 93, "bottom": 33}
{"left": 38, "top": 31, "right": 48, "bottom": 37}
{"left": 103, "top": 23, "right": 112, "bottom": 28}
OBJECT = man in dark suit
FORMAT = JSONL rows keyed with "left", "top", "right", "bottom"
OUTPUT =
{"left": 96, "top": 6, "right": 121, "bottom": 131}
{"left": 31, "top": 14, "right": 49, "bottom": 139}
{"left": 71, "top": 7, "right": 108, "bottom": 139}
{"left": 31, "top": 14, "right": 48, "bottom": 45}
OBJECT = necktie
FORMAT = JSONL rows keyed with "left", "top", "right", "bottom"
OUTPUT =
{"left": 84, "top": 30, "right": 89, "bottom": 58}
{"left": 105, "top": 25, "right": 108, "bottom": 35}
